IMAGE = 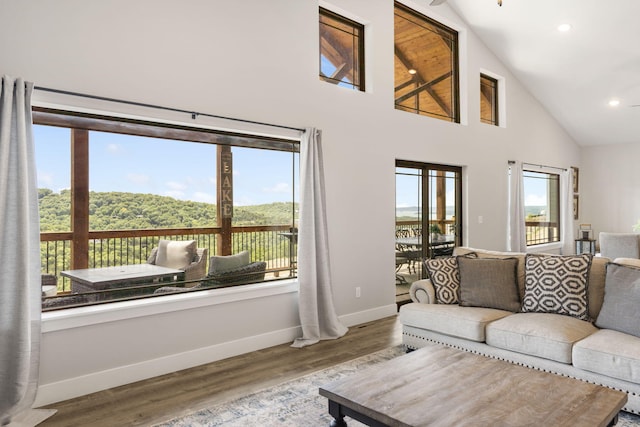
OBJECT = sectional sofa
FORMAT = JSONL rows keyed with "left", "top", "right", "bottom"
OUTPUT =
{"left": 398, "top": 247, "right": 640, "bottom": 414}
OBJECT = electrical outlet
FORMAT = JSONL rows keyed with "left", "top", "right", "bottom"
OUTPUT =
{"left": 478, "top": 215, "right": 484, "bottom": 224}
{"left": 355, "top": 287, "right": 361, "bottom": 298}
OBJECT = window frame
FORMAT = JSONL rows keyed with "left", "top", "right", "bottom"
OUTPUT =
{"left": 523, "top": 169, "right": 561, "bottom": 247}
{"left": 319, "top": 7, "right": 365, "bottom": 92}
{"left": 35, "top": 107, "right": 300, "bottom": 310}
{"left": 480, "top": 73, "right": 499, "bottom": 126}
{"left": 394, "top": 2, "right": 460, "bottom": 123}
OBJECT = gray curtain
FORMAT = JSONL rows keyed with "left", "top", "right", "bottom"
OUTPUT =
{"left": 0, "top": 76, "right": 41, "bottom": 425}
{"left": 507, "top": 161, "right": 527, "bottom": 252}
{"left": 291, "top": 128, "right": 347, "bottom": 348}
{"left": 561, "top": 168, "right": 575, "bottom": 255}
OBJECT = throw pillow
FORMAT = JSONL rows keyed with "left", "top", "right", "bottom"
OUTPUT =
{"left": 210, "top": 250, "right": 251, "bottom": 273}
{"left": 424, "top": 253, "right": 477, "bottom": 304}
{"left": 155, "top": 240, "right": 197, "bottom": 269}
{"left": 458, "top": 257, "right": 520, "bottom": 312}
{"left": 521, "top": 253, "right": 592, "bottom": 321}
{"left": 595, "top": 262, "right": 640, "bottom": 338}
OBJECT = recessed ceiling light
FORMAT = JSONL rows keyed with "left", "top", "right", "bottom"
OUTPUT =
{"left": 408, "top": 69, "right": 417, "bottom": 75}
{"left": 608, "top": 99, "right": 621, "bottom": 107}
{"left": 557, "top": 23, "right": 572, "bottom": 32}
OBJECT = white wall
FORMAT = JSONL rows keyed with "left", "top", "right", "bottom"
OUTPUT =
{"left": 1, "top": 0, "right": 581, "bottom": 405}
{"left": 581, "top": 143, "right": 640, "bottom": 243}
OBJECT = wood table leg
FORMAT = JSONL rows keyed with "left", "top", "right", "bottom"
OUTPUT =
{"left": 328, "top": 400, "right": 348, "bottom": 427}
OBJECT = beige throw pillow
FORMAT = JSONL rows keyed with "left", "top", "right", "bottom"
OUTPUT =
{"left": 156, "top": 240, "right": 196, "bottom": 269}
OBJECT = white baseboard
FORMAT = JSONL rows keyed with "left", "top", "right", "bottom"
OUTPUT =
{"left": 34, "top": 325, "right": 301, "bottom": 407}
{"left": 34, "top": 304, "right": 397, "bottom": 407}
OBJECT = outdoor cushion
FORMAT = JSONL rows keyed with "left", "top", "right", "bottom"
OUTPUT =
{"left": 458, "top": 256, "right": 520, "bottom": 312}
{"left": 573, "top": 329, "right": 640, "bottom": 383}
{"left": 521, "top": 253, "right": 592, "bottom": 321}
{"left": 399, "top": 303, "right": 512, "bottom": 342}
{"left": 486, "top": 312, "right": 597, "bottom": 364}
{"left": 596, "top": 262, "right": 640, "bottom": 338}
{"left": 210, "top": 250, "right": 251, "bottom": 274}
{"left": 155, "top": 240, "right": 196, "bottom": 269}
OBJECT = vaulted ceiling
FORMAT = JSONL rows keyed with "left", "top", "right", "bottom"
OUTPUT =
{"left": 447, "top": 0, "right": 640, "bottom": 146}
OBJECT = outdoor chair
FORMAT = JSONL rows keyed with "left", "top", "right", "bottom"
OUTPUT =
{"left": 154, "top": 250, "right": 266, "bottom": 294}
{"left": 147, "top": 240, "right": 208, "bottom": 284}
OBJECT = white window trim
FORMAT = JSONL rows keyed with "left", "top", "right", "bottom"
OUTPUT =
{"left": 42, "top": 279, "right": 299, "bottom": 333}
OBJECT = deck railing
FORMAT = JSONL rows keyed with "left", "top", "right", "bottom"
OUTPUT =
{"left": 41, "top": 225, "right": 296, "bottom": 293}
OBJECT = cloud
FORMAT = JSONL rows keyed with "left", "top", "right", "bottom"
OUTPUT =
{"left": 263, "top": 182, "right": 290, "bottom": 194}
{"left": 38, "top": 172, "right": 54, "bottom": 188}
{"left": 127, "top": 173, "right": 151, "bottom": 186}
{"left": 192, "top": 192, "right": 215, "bottom": 204}
{"left": 107, "top": 143, "right": 122, "bottom": 154}
{"left": 525, "top": 194, "right": 547, "bottom": 206}
{"left": 166, "top": 181, "right": 187, "bottom": 191}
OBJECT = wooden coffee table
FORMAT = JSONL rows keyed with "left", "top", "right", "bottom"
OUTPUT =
{"left": 319, "top": 344, "right": 627, "bottom": 427}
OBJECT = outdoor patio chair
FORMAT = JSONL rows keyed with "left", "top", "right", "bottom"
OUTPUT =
{"left": 147, "top": 240, "right": 208, "bottom": 285}
{"left": 154, "top": 250, "right": 266, "bottom": 294}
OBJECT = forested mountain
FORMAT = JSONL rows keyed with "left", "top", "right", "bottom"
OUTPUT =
{"left": 38, "top": 189, "right": 297, "bottom": 232}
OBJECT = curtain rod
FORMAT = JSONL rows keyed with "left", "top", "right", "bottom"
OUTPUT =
{"left": 33, "top": 86, "right": 306, "bottom": 133}
{"left": 508, "top": 160, "right": 567, "bottom": 172}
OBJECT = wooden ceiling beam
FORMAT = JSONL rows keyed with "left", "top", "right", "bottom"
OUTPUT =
{"left": 394, "top": 45, "right": 451, "bottom": 116}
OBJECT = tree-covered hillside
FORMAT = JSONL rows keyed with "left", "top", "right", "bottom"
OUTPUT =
{"left": 38, "top": 189, "right": 297, "bottom": 232}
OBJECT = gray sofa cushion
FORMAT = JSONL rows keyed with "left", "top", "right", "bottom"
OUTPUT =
{"left": 486, "top": 312, "right": 598, "bottom": 364}
{"left": 573, "top": 329, "right": 640, "bottom": 383}
{"left": 458, "top": 257, "right": 520, "bottom": 312}
{"left": 521, "top": 253, "right": 592, "bottom": 321}
{"left": 399, "top": 303, "right": 512, "bottom": 342}
{"left": 595, "top": 262, "right": 640, "bottom": 338}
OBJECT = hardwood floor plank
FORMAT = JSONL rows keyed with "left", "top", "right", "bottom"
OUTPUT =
{"left": 40, "top": 315, "right": 402, "bottom": 426}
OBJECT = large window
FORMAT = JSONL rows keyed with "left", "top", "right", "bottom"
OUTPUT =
{"left": 319, "top": 7, "right": 365, "bottom": 91}
{"left": 523, "top": 170, "right": 560, "bottom": 246}
{"left": 35, "top": 109, "right": 300, "bottom": 310}
{"left": 394, "top": 2, "right": 459, "bottom": 122}
{"left": 480, "top": 74, "right": 499, "bottom": 126}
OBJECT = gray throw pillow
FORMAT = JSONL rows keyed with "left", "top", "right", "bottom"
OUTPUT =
{"left": 210, "top": 250, "right": 251, "bottom": 273}
{"left": 458, "top": 257, "right": 520, "bottom": 312}
{"left": 521, "top": 253, "right": 592, "bottom": 321}
{"left": 595, "top": 263, "right": 640, "bottom": 337}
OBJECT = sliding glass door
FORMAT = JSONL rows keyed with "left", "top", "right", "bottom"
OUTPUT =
{"left": 395, "top": 161, "right": 462, "bottom": 285}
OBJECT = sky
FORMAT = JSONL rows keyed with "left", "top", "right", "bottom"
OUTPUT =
{"left": 33, "top": 125, "right": 299, "bottom": 206}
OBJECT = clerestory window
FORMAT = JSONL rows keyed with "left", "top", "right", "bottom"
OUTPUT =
{"left": 480, "top": 73, "right": 499, "bottom": 126}
{"left": 319, "top": 7, "right": 365, "bottom": 91}
{"left": 394, "top": 2, "right": 459, "bottom": 122}
{"left": 35, "top": 109, "right": 299, "bottom": 310}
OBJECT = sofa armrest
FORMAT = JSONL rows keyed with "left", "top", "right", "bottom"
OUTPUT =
{"left": 409, "top": 279, "right": 436, "bottom": 304}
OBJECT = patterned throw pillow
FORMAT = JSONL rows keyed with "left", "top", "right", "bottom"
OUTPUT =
{"left": 424, "top": 257, "right": 460, "bottom": 304}
{"left": 424, "top": 254, "right": 477, "bottom": 304}
{"left": 521, "top": 253, "right": 592, "bottom": 321}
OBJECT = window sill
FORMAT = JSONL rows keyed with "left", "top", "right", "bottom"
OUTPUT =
{"left": 42, "top": 279, "right": 299, "bottom": 333}
{"left": 526, "top": 242, "right": 563, "bottom": 253}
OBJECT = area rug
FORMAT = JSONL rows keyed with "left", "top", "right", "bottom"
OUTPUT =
{"left": 156, "top": 346, "right": 640, "bottom": 427}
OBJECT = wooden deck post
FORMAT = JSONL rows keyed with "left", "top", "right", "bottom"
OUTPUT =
{"left": 217, "top": 145, "right": 233, "bottom": 256}
{"left": 71, "top": 129, "right": 89, "bottom": 269}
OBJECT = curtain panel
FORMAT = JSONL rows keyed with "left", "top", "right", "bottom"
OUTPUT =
{"left": 291, "top": 128, "right": 347, "bottom": 348}
{"left": 0, "top": 76, "right": 42, "bottom": 425}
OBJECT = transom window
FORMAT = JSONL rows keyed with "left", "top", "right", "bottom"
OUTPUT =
{"left": 480, "top": 73, "right": 499, "bottom": 126}
{"left": 523, "top": 170, "right": 560, "bottom": 246}
{"left": 35, "top": 109, "right": 299, "bottom": 310}
{"left": 394, "top": 2, "right": 459, "bottom": 122}
{"left": 319, "top": 7, "right": 365, "bottom": 91}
